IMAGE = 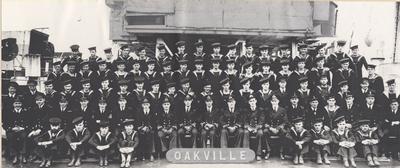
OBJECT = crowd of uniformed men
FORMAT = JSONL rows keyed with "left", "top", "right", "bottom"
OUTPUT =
{"left": 2, "top": 39, "right": 400, "bottom": 168}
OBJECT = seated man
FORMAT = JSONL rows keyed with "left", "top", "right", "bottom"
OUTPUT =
{"left": 35, "top": 117, "right": 65, "bottom": 168}
{"left": 65, "top": 116, "right": 91, "bottom": 167}
{"left": 220, "top": 96, "right": 243, "bottom": 148}
{"left": 241, "top": 95, "right": 265, "bottom": 160}
{"left": 263, "top": 95, "right": 288, "bottom": 160}
{"left": 157, "top": 98, "right": 178, "bottom": 155}
{"left": 88, "top": 120, "right": 116, "bottom": 167}
{"left": 200, "top": 96, "right": 220, "bottom": 148}
{"left": 310, "top": 118, "right": 331, "bottom": 165}
{"left": 177, "top": 95, "right": 199, "bottom": 148}
{"left": 382, "top": 99, "right": 400, "bottom": 160}
{"left": 355, "top": 119, "right": 380, "bottom": 167}
{"left": 286, "top": 117, "right": 311, "bottom": 165}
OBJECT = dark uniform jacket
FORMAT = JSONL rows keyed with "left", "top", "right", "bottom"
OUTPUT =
{"left": 326, "top": 52, "right": 349, "bottom": 72}
{"left": 359, "top": 104, "right": 383, "bottom": 127}
{"left": 219, "top": 106, "right": 242, "bottom": 127}
{"left": 65, "top": 127, "right": 91, "bottom": 144}
{"left": 135, "top": 107, "right": 157, "bottom": 130}
{"left": 310, "top": 129, "right": 332, "bottom": 142}
{"left": 88, "top": 131, "right": 117, "bottom": 147}
{"left": 332, "top": 68, "right": 357, "bottom": 92}
{"left": 254, "top": 90, "right": 273, "bottom": 109}
{"left": 286, "top": 128, "right": 312, "bottom": 144}
{"left": 304, "top": 107, "right": 329, "bottom": 130}
{"left": 265, "top": 106, "right": 288, "bottom": 129}
{"left": 336, "top": 103, "right": 362, "bottom": 125}
{"left": 176, "top": 105, "right": 199, "bottom": 126}
{"left": 44, "top": 90, "right": 61, "bottom": 109}
{"left": 157, "top": 108, "right": 177, "bottom": 130}
{"left": 200, "top": 106, "right": 220, "bottom": 127}
{"left": 241, "top": 107, "right": 265, "bottom": 128}
{"left": 112, "top": 105, "right": 135, "bottom": 128}
{"left": 287, "top": 104, "right": 305, "bottom": 123}
{"left": 3, "top": 108, "right": 31, "bottom": 132}
{"left": 34, "top": 129, "right": 65, "bottom": 149}
{"left": 47, "top": 71, "right": 64, "bottom": 92}
{"left": 382, "top": 108, "right": 400, "bottom": 137}
{"left": 30, "top": 104, "right": 54, "bottom": 130}
{"left": 23, "top": 90, "right": 45, "bottom": 109}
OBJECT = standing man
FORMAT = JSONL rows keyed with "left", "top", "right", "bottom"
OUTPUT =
{"left": 348, "top": 45, "right": 368, "bottom": 83}
{"left": 24, "top": 78, "right": 45, "bottom": 110}
{"left": 103, "top": 48, "right": 114, "bottom": 68}
{"left": 61, "top": 44, "right": 82, "bottom": 70}
{"left": 191, "top": 41, "right": 206, "bottom": 70}
{"left": 326, "top": 40, "right": 349, "bottom": 72}
{"left": 88, "top": 47, "right": 102, "bottom": 71}
{"left": 172, "top": 41, "right": 188, "bottom": 71}
{"left": 114, "top": 45, "right": 133, "bottom": 72}
{"left": 383, "top": 79, "right": 400, "bottom": 107}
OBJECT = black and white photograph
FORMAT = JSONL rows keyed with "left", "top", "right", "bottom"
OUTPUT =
{"left": 2, "top": 0, "right": 400, "bottom": 167}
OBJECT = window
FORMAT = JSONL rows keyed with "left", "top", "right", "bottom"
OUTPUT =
{"left": 126, "top": 15, "right": 165, "bottom": 25}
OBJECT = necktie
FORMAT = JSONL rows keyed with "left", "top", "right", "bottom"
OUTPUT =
{"left": 343, "top": 70, "right": 349, "bottom": 78}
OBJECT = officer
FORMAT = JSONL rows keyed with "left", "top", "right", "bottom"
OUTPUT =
{"left": 136, "top": 98, "right": 157, "bottom": 161}
{"left": 200, "top": 96, "right": 220, "bottom": 148}
{"left": 157, "top": 98, "right": 178, "bottom": 154}
{"left": 264, "top": 95, "right": 288, "bottom": 160}
{"left": 241, "top": 95, "right": 265, "bottom": 160}
{"left": 220, "top": 96, "right": 243, "bottom": 148}
{"left": 4, "top": 96, "right": 30, "bottom": 164}
{"left": 176, "top": 95, "right": 199, "bottom": 148}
